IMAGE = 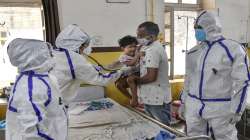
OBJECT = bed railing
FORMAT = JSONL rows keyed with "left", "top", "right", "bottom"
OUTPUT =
{"left": 126, "top": 106, "right": 212, "bottom": 140}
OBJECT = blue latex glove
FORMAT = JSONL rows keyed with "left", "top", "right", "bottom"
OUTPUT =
{"left": 155, "top": 130, "right": 176, "bottom": 140}
{"left": 94, "top": 65, "right": 103, "bottom": 72}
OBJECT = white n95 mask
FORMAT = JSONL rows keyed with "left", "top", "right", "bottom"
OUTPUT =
{"left": 83, "top": 46, "right": 92, "bottom": 55}
{"left": 137, "top": 38, "right": 150, "bottom": 46}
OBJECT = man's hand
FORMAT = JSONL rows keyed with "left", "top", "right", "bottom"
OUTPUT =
{"left": 139, "top": 51, "right": 145, "bottom": 57}
{"left": 137, "top": 68, "right": 158, "bottom": 85}
{"left": 127, "top": 75, "right": 140, "bottom": 83}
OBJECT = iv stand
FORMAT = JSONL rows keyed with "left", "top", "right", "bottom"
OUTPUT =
{"left": 178, "top": 15, "right": 195, "bottom": 53}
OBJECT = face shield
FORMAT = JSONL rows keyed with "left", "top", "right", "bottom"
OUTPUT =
{"left": 80, "top": 40, "right": 92, "bottom": 55}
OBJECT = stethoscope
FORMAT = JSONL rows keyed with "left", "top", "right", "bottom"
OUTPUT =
{"left": 84, "top": 54, "right": 120, "bottom": 72}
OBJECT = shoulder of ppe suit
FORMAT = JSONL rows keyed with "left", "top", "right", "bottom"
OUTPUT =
{"left": 71, "top": 53, "right": 94, "bottom": 76}
{"left": 221, "top": 39, "right": 247, "bottom": 57}
{"left": 52, "top": 50, "right": 68, "bottom": 63}
{"left": 69, "top": 51, "right": 89, "bottom": 65}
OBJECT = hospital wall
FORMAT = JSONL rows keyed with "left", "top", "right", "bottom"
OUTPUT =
{"left": 57, "top": 0, "right": 165, "bottom": 47}
{"left": 57, "top": 0, "right": 250, "bottom": 44}
{"left": 216, "top": 0, "right": 250, "bottom": 43}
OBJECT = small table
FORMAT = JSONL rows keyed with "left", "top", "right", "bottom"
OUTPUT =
{"left": 0, "top": 98, "right": 7, "bottom": 120}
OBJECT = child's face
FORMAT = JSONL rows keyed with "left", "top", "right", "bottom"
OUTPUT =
{"left": 122, "top": 43, "right": 137, "bottom": 56}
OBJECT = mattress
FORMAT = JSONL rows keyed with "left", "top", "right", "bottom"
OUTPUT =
{"left": 68, "top": 98, "right": 173, "bottom": 140}
{"left": 71, "top": 86, "right": 105, "bottom": 102}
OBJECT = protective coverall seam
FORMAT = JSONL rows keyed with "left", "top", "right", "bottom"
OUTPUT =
{"left": 55, "top": 48, "right": 76, "bottom": 79}
{"left": 8, "top": 74, "right": 24, "bottom": 112}
{"left": 27, "top": 73, "right": 54, "bottom": 140}
{"left": 218, "top": 41, "right": 234, "bottom": 63}
{"left": 198, "top": 38, "right": 226, "bottom": 117}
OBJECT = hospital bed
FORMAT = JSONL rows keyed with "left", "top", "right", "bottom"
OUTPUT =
{"left": 68, "top": 86, "right": 212, "bottom": 140}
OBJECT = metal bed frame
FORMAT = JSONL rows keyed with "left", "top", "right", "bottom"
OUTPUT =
{"left": 126, "top": 106, "right": 211, "bottom": 140}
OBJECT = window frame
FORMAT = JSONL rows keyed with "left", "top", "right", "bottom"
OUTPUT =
{"left": 165, "top": 0, "right": 201, "bottom": 5}
{"left": 0, "top": 0, "right": 41, "bottom": 7}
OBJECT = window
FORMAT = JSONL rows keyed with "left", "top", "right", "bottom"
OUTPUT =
{"left": 0, "top": 4, "right": 44, "bottom": 88}
{"left": 174, "top": 11, "right": 197, "bottom": 75}
{"left": 182, "top": 0, "right": 197, "bottom": 4}
{"left": 165, "top": 0, "right": 178, "bottom": 3}
{"left": 165, "top": 1, "right": 200, "bottom": 79}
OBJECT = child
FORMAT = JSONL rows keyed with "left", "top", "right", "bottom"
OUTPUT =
{"left": 110, "top": 35, "right": 141, "bottom": 107}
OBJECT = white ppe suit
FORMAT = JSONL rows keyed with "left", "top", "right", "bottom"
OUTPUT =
{"left": 51, "top": 24, "right": 122, "bottom": 104}
{"left": 181, "top": 11, "right": 250, "bottom": 140}
{"left": 6, "top": 38, "right": 67, "bottom": 140}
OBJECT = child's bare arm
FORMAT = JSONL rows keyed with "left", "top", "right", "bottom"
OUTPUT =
{"left": 106, "top": 60, "right": 122, "bottom": 69}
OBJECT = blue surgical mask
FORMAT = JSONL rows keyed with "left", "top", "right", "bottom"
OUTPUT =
{"left": 195, "top": 29, "right": 206, "bottom": 42}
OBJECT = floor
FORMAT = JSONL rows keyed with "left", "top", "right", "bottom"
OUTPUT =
{"left": 239, "top": 135, "right": 250, "bottom": 140}
{"left": 171, "top": 121, "right": 186, "bottom": 133}
{"left": 171, "top": 121, "right": 250, "bottom": 140}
